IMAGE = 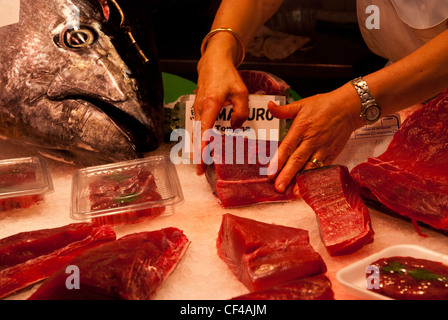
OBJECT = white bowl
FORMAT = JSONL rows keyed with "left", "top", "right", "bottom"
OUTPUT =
{"left": 336, "top": 244, "right": 448, "bottom": 300}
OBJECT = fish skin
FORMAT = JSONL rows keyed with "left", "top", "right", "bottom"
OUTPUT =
{"left": 0, "top": 0, "right": 163, "bottom": 165}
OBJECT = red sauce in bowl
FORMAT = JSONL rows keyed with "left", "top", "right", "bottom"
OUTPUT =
{"left": 367, "top": 256, "right": 448, "bottom": 300}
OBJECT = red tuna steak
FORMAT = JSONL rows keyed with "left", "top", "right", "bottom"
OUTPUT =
{"left": 217, "top": 214, "right": 326, "bottom": 292}
{"left": 239, "top": 70, "right": 290, "bottom": 96}
{"left": 296, "top": 165, "right": 374, "bottom": 256}
{"left": 231, "top": 274, "right": 334, "bottom": 300}
{"left": 0, "top": 224, "right": 115, "bottom": 298}
{"left": 29, "top": 228, "right": 189, "bottom": 300}
{"left": 351, "top": 89, "right": 448, "bottom": 232}
{"left": 205, "top": 135, "right": 297, "bottom": 207}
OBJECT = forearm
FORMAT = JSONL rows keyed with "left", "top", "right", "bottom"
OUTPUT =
{"left": 333, "top": 30, "right": 448, "bottom": 130}
{"left": 199, "top": 0, "right": 283, "bottom": 69}
{"left": 211, "top": 0, "right": 284, "bottom": 46}
{"left": 366, "top": 30, "right": 448, "bottom": 117}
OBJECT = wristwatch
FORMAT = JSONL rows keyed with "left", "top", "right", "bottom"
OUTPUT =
{"left": 351, "top": 77, "right": 381, "bottom": 125}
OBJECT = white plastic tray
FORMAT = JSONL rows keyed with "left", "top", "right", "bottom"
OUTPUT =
{"left": 336, "top": 244, "right": 448, "bottom": 300}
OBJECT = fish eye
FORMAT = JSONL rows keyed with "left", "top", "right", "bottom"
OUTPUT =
{"left": 56, "top": 26, "right": 97, "bottom": 49}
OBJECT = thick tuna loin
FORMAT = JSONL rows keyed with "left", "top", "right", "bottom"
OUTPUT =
{"left": 351, "top": 89, "right": 448, "bottom": 231}
{"left": 217, "top": 213, "right": 326, "bottom": 292}
{"left": 231, "top": 274, "right": 334, "bottom": 300}
{"left": 0, "top": 223, "right": 116, "bottom": 298}
{"left": 0, "top": 223, "right": 106, "bottom": 270}
{"left": 296, "top": 165, "right": 374, "bottom": 256}
{"left": 29, "top": 228, "right": 189, "bottom": 300}
{"left": 205, "top": 135, "right": 297, "bottom": 207}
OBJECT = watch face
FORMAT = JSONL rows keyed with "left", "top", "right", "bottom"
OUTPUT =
{"left": 365, "top": 105, "right": 381, "bottom": 121}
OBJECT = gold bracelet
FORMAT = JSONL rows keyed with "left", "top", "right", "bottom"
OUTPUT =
{"left": 200, "top": 28, "right": 245, "bottom": 68}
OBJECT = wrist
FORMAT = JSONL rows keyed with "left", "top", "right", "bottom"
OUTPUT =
{"left": 333, "top": 83, "right": 366, "bottom": 131}
{"left": 350, "top": 77, "right": 382, "bottom": 126}
{"left": 197, "top": 35, "right": 236, "bottom": 74}
{"left": 200, "top": 29, "right": 245, "bottom": 68}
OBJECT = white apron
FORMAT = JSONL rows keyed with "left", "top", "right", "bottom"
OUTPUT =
{"left": 357, "top": 0, "right": 448, "bottom": 62}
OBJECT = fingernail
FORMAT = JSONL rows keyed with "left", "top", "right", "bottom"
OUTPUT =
{"left": 293, "top": 184, "right": 300, "bottom": 197}
{"left": 276, "top": 182, "right": 285, "bottom": 193}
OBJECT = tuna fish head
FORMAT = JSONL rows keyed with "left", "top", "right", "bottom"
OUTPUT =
{"left": 0, "top": 0, "right": 163, "bottom": 165}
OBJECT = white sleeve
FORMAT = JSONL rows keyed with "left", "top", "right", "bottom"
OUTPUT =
{"left": 391, "top": 0, "right": 448, "bottom": 29}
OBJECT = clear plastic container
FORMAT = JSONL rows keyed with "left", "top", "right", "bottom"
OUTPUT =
{"left": 70, "top": 156, "right": 184, "bottom": 225}
{"left": 0, "top": 156, "right": 54, "bottom": 211}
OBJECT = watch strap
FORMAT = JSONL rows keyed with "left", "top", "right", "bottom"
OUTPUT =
{"left": 351, "top": 76, "right": 380, "bottom": 125}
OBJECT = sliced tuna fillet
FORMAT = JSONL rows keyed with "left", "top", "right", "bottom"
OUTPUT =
{"left": 239, "top": 70, "right": 290, "bottom": 96}
{"left": 0, "top": 224, "right": 115, "bottom": 298}
{"left": 351, "top": 89, "right": 448, "bottom": 231}
{"left": 29, "top": 228, "right": 189, "bottom": 300}
{"left": 231, "top": 274, "right": 334, "bottom": 300}
{"left": 205, "top": 135, "right": 297, "bottom": 207}
{"left": 0, "top": 223, "right": 100, "bottom": 270}
{"left": 296, "top": 165, "right": 374, "bottom": 256}
{"left": 217, "top": 213, "right": 326, "bottom": 292}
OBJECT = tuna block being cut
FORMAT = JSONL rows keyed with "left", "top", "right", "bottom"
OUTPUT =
{"left": 29, "top": 228, "right": 189, "bottom": 300}
{"left": 296, "top": 165, "right": 374, "bottom": 256}
{"left": 205, "top": 135, "right": 297, "bottom": 208}
{"left": 0, "top": 223, "right": 116, "bottom": 298}
{"left": 217, "top": 213, "right": 326, "bottom": 292}
{"left": 231, "top": 274, "right": 334, "bottom": 300}
{"left": 351, "top": 89, "right": 448, "bottom": 232}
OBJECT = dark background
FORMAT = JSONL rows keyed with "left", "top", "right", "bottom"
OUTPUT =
{"left": 150, "top": 0, "right": 387, "bottom": 98}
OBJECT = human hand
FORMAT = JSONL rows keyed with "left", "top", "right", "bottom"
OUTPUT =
{"left": 267, "top": 84, "right": 364, "bottom": 193}
{"left": 194, "top": 38, "right": 249, "bottom": 174}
